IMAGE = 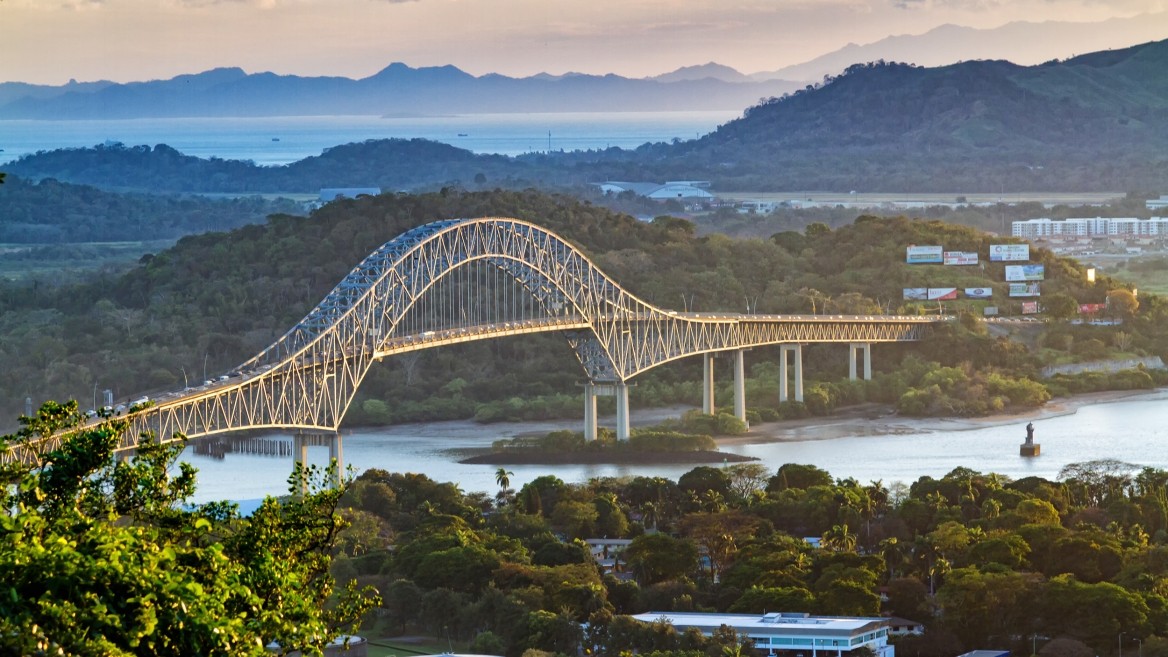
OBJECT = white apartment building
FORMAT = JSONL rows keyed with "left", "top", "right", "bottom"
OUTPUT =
{"left": 1012, "top": 217, "right": 1168, "bottom": 239}
{"left": 631, "top": 611, "right": 892, "bottom": 657}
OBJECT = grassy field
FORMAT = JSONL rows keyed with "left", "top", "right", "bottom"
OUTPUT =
{"left": 0, "top": 240, "right": 175, "bottom": 281}
{"left": 1083, "top": 253, "right": 1168, "bottom": 297}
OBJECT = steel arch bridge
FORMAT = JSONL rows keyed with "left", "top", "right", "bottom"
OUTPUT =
{"left": 3, "top": 217, "right": 942, "bottom": 466}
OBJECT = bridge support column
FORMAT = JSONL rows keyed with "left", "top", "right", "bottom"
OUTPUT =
{"left": 328, "top": 432, "right": 345, "bottom": 489}
{"left": 733, "top": 349, "right": 747, "bottom": 426}
{"left": 848, "top": 342, "right": 872, "bottom": 381}
{"left": 702, "top": 353, "right": 716, "bottom": 415}
{"left": 615, "top": 382, "right": 630, "bottom": 442}
{"left": 293, "top": 431, "right": 309, "bottom": 495}
{"left": 584, "top": 382, "right": 598, "bottom": 441}
{"left": 779, "top": 344, "right": 804, "bottom": 403}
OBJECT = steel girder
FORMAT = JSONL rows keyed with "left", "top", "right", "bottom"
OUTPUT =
{"left": 2, "top": 217, "right": 942, "bottom": 466}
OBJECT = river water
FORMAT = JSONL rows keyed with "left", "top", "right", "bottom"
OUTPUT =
{"left": 181, "top": 390, "right": 1168, "bottom": 504}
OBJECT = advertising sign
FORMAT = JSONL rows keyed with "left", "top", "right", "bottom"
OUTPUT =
{"left": 944, "top": 251, "right": 979, "bottom": 266}
{"left": 1079, "top": 303, "right": 1106, "bottom": 315}
{"left": 906, "top": 245, "right": 944, "bottom": 264}
{"left": 1005, "top": 264, "right": 1045, "bottom": 281}
{"left": 928, "top": 288, "right": 958, "bottom": 301}
{"left": 1022, "top": 301, "right": 1040, "bottom": 314}
{"left": 1009, "top": 283, "right": 1041, "bottom": 297}
{"left": 903, "top": 288, "right": 928, "bottom": 300}
{"left": 989, "top": 244, "right": 1030, "bottom": 262}
{"left": 964, "top": 287, "right": 993, "bottom": 299}
{"left": 983, "top": 306, "right": 999, "bottom": 316}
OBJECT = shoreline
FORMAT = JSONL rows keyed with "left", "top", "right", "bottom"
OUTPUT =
{"left": 342, "top": 388, "right": 1168, "bottom": 448}
{"left": 714, "top": 388, "right": 1168, "bottom": 447}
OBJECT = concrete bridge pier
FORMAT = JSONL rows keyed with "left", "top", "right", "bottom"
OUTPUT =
{"left": 293, "top": 431, "right": 310, "bottom": 495}
{"left": 848, "top": 342, "right": 872, "bottom": 380}
{"left": 614, "top": 382, "right": 630, "bottom": 442}
{"left": 583, "top": 382, "right": 632, "bottom": 442}
{"left": 292, "top": 430, "right": 345, "bottom": 492}
{"left": 328, "top": 431, "right": 345, "bottom": 489}
{"left": 733, "top": 349, "right": 747, "bottom": 426}
{"left": 779, "top": 344, "right": 805, "bottom": 403}
{"left": 584, "top": 382, "right": 598, "bottom": 441}
{"left": 702, "top": 353, "right": 716, "bottom": 414}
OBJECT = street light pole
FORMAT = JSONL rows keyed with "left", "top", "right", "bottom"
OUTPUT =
{"left": 1119, "top": 631, "right": 1125, "bottom": 657}
{"left": 203, "top": 353, "right": 209, "bottom": 384}
{"left": 1135, "top": 638, "right": 1142, "bottom": 657}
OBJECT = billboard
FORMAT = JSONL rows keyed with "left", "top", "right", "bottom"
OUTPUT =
{"left": 965, "top": 287, "right": 993, "bottom": 299}
{"left": 906, "top": 245, "right": 944, "bottom": 264}
{"left": 1079, "top": 303, "right": 1106, "bottom": 315}
{"left": 1021, "top": 301, "right": 1040, "bottom": 314}
{"left": 990, "top": 244, "right": 1030, "bottom": 262}
{"left": 928, "top": 288, "right": 958, "bottom": 300}
{"left": 1005, "top": 264, "right": 1045, "bottom": 281}
{"left": 944, "top": 251, "right": 979, "bottom": 266}
{"left": 903, "top": 288, "right": 928, "bottom": 300}
{"left": 1009, "top": 283, "right": 1041, "bottom": 297}
{"left": 983, "top": 306, "right": 999, "bottom": 316}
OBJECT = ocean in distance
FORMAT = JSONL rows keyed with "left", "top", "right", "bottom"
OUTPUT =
{"left": 0, "top": 111, "right": 739, "bottom": 166}
{"left": 182, "top": 390, "right": 1168, "bottom": 504}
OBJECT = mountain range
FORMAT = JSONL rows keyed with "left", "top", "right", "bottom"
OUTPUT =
{"left": 751, "top": 12, "right": 1168, "bottom": 83}
{"left": 4, "top": 13, "right": 1162, "bottom": 120}
{"left": 0, "top": 64, "right": 801, "bottom": 120}
{"left": 7, "top": 38, "right": 1168, "bottom": 193}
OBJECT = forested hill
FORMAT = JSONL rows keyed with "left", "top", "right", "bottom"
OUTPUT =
{"left": 4, "top": 140, "right": 531, "bottom": 194}
{"left": 0, "top": 174, "right": 302, "bottom": 242}
{"left": 656, "top": 38, "right": 1168, "bottom": 191}
{"left": 8, "top": 40, "right": 1168, "bottom": 193}
{"left": 0, "top": 189, "right": 1154, "bottom": 427}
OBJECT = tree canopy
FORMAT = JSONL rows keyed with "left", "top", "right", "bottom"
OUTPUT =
{"left": 0, "top": 401, "right": 378, "bottom": 656}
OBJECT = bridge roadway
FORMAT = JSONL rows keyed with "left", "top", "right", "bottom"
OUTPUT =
{"left": 1, "top": 217, "right": 945, "bottom": 469}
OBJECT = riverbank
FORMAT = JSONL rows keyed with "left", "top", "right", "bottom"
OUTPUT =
{"left": 715, "top": 388, "right": 1168, "bottom": 447}
{"left": 345, "top": 389, "right": 1168, "bottom": 452}
{"left": 458, "top": 450, "right": 757, "bottom": 465}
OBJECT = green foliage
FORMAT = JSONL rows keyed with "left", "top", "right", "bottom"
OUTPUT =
{"left": 0, "top": 401, "right": 378, "bottom": 656}
{"left": 0, "top": 174, "right": 300, "bottom": 243}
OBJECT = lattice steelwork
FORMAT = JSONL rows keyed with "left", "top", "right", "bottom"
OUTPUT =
{"left": 2, "top": 217, "right": 941, "bottom": 465}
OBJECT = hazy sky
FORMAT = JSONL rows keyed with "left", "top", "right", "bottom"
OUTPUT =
{"left": 2, "top": 0, "right": 1166, "bottom": 84}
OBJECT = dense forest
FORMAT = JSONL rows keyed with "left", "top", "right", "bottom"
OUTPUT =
{"left": 8, "top": 40, "right": 1168, "bottom": 194}
{"left": 0, "top": 174, "right": 302, "bottom": 242}
{"left": 333, "top": 458, "right": 1168, "bottom": 657}
{"left": 0, "top": 189, "right": 1160, "bottom": 428}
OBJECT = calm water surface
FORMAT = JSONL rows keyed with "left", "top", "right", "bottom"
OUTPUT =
{"left": 182, "top": 390, "right": 1168, "bottom": 504}
{"left": 0, "top": 111, "right": 738, "bottom": 165}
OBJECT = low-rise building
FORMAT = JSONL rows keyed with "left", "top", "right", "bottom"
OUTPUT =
{"left": 1147, "top": 195, "right": 1168, "bottom": 211}
{"left": 584, "top": 538, "right": 633, "bottom": 576}
{"left": 1012, "top": 216, "right": 1168, "bottom": 240}
{"left": 597, "top": 181, "right": 714, "bottom": 200}
{"left": 630, "top": 611, "right": 892, "bottom": 656}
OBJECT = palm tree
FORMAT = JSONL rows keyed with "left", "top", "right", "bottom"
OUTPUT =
{"left": 822, "top": 523, "right": 857, "bottom": 553}
{"left": 640, "top": 501, "right": 659, "bottom": 532}
{"left": 495, "top": 468, "right": 514, "bottom": 493}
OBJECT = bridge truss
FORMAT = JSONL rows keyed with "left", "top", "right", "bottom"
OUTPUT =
{"left": 2, "top": 217, "right": 939, "bottom": 465}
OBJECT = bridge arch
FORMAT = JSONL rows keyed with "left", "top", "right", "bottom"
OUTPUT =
{"left": 2, "top": 217, "right": 937, "bottom": 464}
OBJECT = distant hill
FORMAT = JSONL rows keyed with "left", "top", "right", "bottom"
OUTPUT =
{"left": 754, "top": 13, "right": 1168, "bottom": 82}
{"left": 9, "top": 40, "right": 1168, "bottom": 193}
{"left": 653, "top": 38, "right": 1168, "bottom": 191}
{"left": 0, "top": 63, "right": 801, "bottom": 119}
{"left": 0, "top": 174, "right": 300, "bottom": 242}
{"left": 651, "top": 63, "right": 751, "bottom": 83}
